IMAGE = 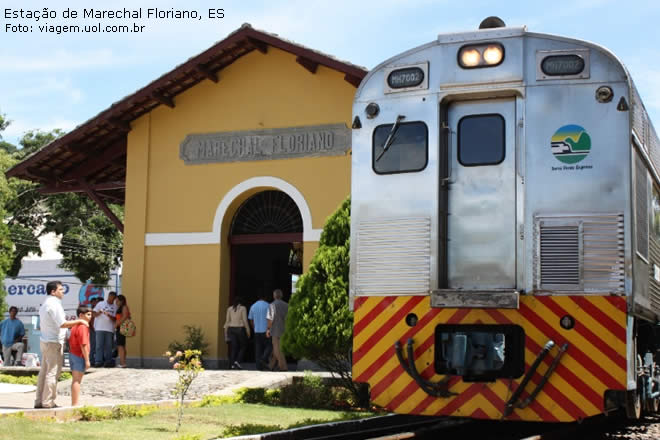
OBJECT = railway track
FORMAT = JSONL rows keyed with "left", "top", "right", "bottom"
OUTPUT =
{"left": 223, "top": 414, "right": 462, "bottom": 440}
{"left": 225, "top": 413, "right": 660, "bottom": 440}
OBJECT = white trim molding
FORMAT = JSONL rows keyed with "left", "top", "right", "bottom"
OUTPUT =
{"left": 145, "top": 176, "right": 323, "bottom": 246}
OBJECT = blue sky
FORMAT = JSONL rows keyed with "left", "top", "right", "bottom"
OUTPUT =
{"left": 1, "top": 0, "right": 659, "bottom": 145}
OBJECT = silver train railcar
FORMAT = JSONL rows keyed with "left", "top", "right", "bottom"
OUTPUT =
{"left": 350, "top": 17, "right": 660, "bottom": 422}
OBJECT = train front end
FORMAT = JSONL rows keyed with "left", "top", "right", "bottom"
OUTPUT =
{"left": 350, "top": 20, "right": 632, "bottom": 422}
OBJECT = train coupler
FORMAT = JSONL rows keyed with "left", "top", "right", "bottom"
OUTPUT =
{"left": 503, "top": 340, "right": 569, "bottom": 417}
{"left": 395, "top": 338, "right": 456, "bottom": 398}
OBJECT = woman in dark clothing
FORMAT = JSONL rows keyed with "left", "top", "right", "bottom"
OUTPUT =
{"left": 114, "top": 295, "right": 130, "bottom": 368}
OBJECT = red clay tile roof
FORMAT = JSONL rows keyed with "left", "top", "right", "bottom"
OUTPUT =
{"left": 6, "top": 24, "right": 367, "bottom": 205}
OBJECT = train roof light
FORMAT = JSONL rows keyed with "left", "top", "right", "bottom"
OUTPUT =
{"left": 458, "top": 43, "right": 504, "bottom": 69}
{"left": 479, "top": 16, "right": 506, "bottom": 29}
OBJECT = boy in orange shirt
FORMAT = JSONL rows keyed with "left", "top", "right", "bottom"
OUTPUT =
{"left": 68, "top": 305, "right": 92, "bottom": 406}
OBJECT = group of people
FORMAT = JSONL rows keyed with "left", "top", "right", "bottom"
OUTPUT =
{"left": 224, "top": 288, "right": 288, "bottom": 371}
{"left": 25, "top": 281, "right": 132, "bottom": 408}
{"left": 5, "top": 282, "right": 289, "bottom": 408}
{"left": 88, "top": 291, "right": 131, "bottom": 369}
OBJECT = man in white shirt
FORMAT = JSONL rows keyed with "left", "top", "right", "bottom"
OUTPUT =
{"left": 93, "top": 291, "right": 117, "bottom": 367}
{"left": 34, "top": 281, "right": 89, "bottom": 409}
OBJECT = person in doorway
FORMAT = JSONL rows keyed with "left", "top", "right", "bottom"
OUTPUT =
{"left": 224, "top": 296, "right": 251, "bottom": 369}
{"left": 88, "top": 297, "right": 101, "bottom": 366}
{"left": 114, "top": 295, "right": 131, "bottom": 368}
{"left": 93, "top": 291, "right": 117, "bottom": 367}
{"left": 248, "top": 293, "right": 271, "bottom": 370}
{"left": 69, "top": 305, "right": 92, "bottom": 406}
{"left": 34, "top": 281, "right": 89, "bottom": 409}
{"left": 266, "top": 289, "right": 288, "bottom": 372}
{"left": 1, "top": 306, "right": 25, "bottom": 366}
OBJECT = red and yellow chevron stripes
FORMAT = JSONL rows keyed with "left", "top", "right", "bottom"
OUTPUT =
{"left": 353, "top": 295, "right": 628, "bottom": 422}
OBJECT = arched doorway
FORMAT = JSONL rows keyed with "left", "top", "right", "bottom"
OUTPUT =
{"left": 229, "top": 190, "right": 303, "bottom": 312}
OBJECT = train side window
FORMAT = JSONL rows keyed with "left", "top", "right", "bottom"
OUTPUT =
{"left": 652, "top": 187, "right": 660, "bottom": 241}
{"left": 372, "top": 121, "right": 428, "bottom": 174}
{"left": 458, "top": 114, "right": 505, "bottom": 166}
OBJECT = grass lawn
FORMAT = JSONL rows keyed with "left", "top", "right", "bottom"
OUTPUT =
{"left": 0, "top": 403, "right": 373, "bottom": 440}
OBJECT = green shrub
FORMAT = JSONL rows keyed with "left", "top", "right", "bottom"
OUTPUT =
{"left": 280, "top": 198, "right": 367, "bottom": 407}
{"left": 286, "top": 418, "right": 329, "bottom": 429}
{"left": 75, "top": 406, "right": 113, "bottom": 421}
{"left": 279, "top": 372, "right": 333, "bottom": 409}
{"left": 222, "top": 423, "right": 282, "bottom": 437}
{"left": 75, "top": 404, "right": 157, "bottom": 421}
{"left": 195, "top": 394, "right": 236, "bottom": 407}
{"left": 0, "top": 372, "right": 71, "bottom": 386}
{"left": 265, "top": 388, "right": 281, "bottom": 405}
{"left": 235, "top": 387, "right": 266, "bottom": 404}
{"left": 173, "top": 435, "right": 202, "bottom": 440}
{"left": 111, "top": 405, "right": 156, "bottom": 419}
{"left": 0, "top": 374, "right": 37, "bottom": 385}
{"left": 5, "top": 411, "right": 25, "bottom": 419}
{"left": 168, "top": 325, "right": 209, "bottom": 359}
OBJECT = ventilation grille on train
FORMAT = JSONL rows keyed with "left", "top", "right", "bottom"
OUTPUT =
{"left": 648, "top": 240, "right": 660, "bottom": 314}
{"left": 632, "top": 85, "right": 649, "bottom": 149}
{"left": 536, "top": 214, "right": 624, "bottom": 293}
{"left": 355, "top": 217, "right": 431, "bottom": 295}
{"left": 539, "top": 224, "right": 580, "bottom": 287}
{"left": 636, "top": 154, "right": 649, "bottom": 259}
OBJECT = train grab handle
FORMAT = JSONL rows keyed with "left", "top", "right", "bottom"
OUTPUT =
{"left": 395, "top": 339, "right": 456, "bottom": 398}
{"left": 504, "top": 341, "right": 569, "bottom": 417}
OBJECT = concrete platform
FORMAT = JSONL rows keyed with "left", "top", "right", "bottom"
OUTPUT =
{"left": 0, "top": 383, "right": 36, "bottom": 393}
{"left": 0, "top": 368, "right": 330, "bottom": 418}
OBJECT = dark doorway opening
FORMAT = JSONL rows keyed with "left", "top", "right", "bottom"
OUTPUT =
{"left": 228, "top": 190, "right": 303, "bottom": 363}
{"left": 232, "top": 242, "right": 293, "bottom": 306}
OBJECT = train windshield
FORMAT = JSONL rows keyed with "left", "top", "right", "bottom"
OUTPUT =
{"left": 372, "top": 121, "right": 428, "bottom": 174}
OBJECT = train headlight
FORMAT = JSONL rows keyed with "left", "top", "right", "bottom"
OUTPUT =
{"left": 460, "top": 48, "right": 481, "bottom": 67}
{"left": 483, "top": 45, "right": 503, "bottom": 65}
{"left": 458, "top": 43, "right": 504, "bottom": 68}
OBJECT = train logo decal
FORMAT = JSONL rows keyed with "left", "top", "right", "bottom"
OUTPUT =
{"left": 551, "top": 125, "right": 591, "bottom": 164}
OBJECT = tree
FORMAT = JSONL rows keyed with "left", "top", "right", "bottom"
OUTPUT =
{"left": 15, "top": 129, "right": 64, "bottom": 159}
{"left": 3, "top": 130, "right": 62, "bottom": 277}
{"left": 282, "top": 197, "right": 367, "bottom": 405}
{"left": 0, "top": 121, "right": 123, "bottom": 285}
{"left": 43, "top": 193, "right": 123, "bottom": 284}
{"left": 0, "top": 115, "right": 15, "bottom": 313}
{"left": 0, "top": 112, "right": 9, "bottom": 134}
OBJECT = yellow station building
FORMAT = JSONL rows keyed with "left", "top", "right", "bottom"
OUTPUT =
{"left": 7, "top": 25, "right": 367, "bottom": 367}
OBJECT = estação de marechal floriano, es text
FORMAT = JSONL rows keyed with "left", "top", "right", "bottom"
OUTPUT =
{"left": 4, "top": 7, "right": 225, "bottom": 20}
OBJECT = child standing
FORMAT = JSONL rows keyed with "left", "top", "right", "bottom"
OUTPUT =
{"left": 69, "top": 305, "right": 92, "bottom": 406}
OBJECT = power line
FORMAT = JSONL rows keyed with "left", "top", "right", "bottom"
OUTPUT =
{"left": 9, "top": 237, "right": 120, "bottom": 258}
{"left": 8, "top": 230, "right": 123, "bottom": 252}
{"left": 9, "top": 234, "right": 123, "bottom": 257}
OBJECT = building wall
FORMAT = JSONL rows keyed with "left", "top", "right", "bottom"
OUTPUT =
{"left": 122, "top": 47, "right": 354, "bottom": 364}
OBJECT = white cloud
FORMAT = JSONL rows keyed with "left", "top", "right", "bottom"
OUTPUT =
{"left": 0, "top": 48, "right": 127, "bottom": 72}
{"left": 7, "top": 77, "right": 84, "bottom": 103}
{"left": 2, "top": 117, "right": 78, "bottom": 142}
